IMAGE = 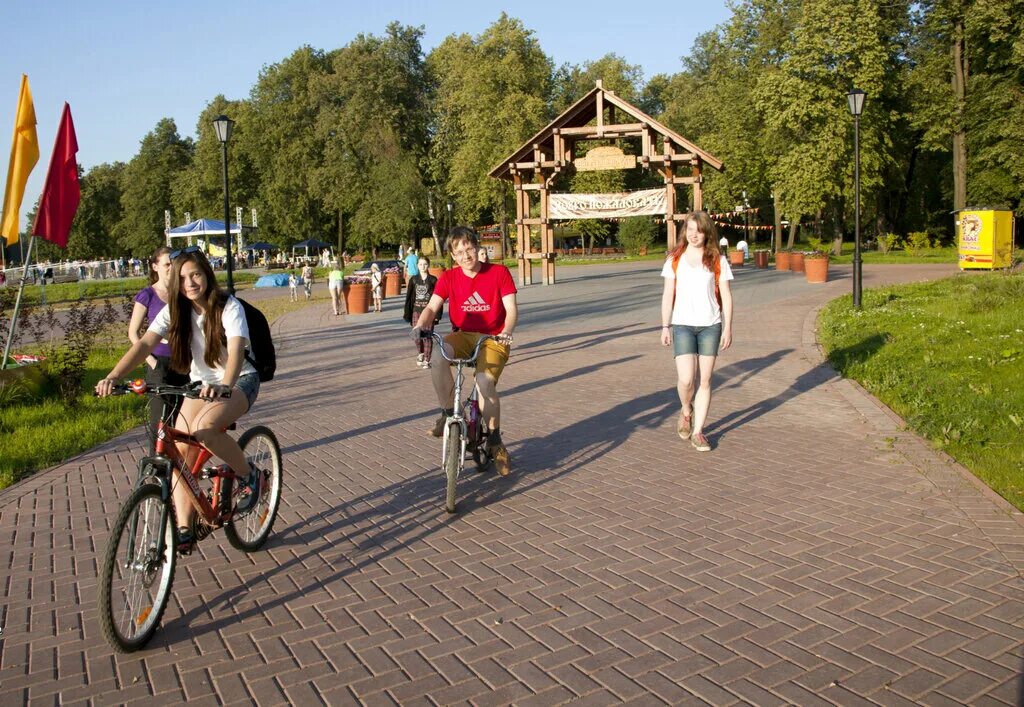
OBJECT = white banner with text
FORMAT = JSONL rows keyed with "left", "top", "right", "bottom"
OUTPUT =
{"left": 549, "top": 189, "right": 666, "bottom": 219}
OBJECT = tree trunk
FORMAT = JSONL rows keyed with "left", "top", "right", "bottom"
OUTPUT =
{"left": 787, "top": 219, "right": 798, "bottom": 249}
{"left": 337, "top": 211, "right": 345, "bottom": 257}
{"left": 831, "top": 198, "right": 845, "bottom": 256}
{"left": 426, "top": 192, "right": 443, "bottom": 257}
{"left": 773, "top": 191, "right": 783, "bottom": 253}
{"left": 951, "top": 19, "right": 968, "bottom": 211}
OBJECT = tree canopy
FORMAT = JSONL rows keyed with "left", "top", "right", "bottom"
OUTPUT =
{"left": 48, "top": 6, "right": 1021, "bottom": 258}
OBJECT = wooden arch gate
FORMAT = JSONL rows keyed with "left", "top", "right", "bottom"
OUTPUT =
{"left": 490, "top": 82, "right": 724, "bottom": 286}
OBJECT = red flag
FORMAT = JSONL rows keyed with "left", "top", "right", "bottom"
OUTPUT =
{"left": 32, "top": 102, "right": 80, "bottom": 248}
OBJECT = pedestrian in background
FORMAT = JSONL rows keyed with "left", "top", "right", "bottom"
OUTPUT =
{"left": 404, "top": 256, "right": 442, "bottom": 369}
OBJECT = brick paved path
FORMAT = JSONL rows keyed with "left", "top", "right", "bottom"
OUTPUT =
{"left": 2, "top": 261, "right": 1022, "bottom": 705}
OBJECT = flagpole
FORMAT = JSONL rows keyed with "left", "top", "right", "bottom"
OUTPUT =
{"left": 1, "top": 234, "right": 37, "bottom": 369}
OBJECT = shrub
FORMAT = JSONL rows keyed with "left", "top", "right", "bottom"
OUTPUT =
{"left": 906, "top": 231, "right": 934, "bottom": 256}
{"left": 877, "top": 232, "right": 902, "bottom": 254}
{"left": 617, "top": 217, "right": 657, "bottom": 255}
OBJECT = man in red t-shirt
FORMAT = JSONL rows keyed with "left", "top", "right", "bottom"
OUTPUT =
{"left": 411, "top": 227, "right": 518, "bottom": 476}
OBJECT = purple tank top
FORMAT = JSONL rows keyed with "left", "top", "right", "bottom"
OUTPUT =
{"left": 134, "top": 286, "right": 171, "bottom": 357}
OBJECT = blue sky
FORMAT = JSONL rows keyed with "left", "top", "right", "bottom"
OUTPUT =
{"left": 3, "top": 0, "right": 731, "bottom": 230}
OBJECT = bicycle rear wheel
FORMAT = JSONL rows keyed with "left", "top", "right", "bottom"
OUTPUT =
{"left": 98, "top": 484, "right": 176, "bottom": 653}
{"left": 225, "top": 425, "right": 283, "bottom": 552}
{"left": 443, "top": 421, "right": 462, "bottom": 514}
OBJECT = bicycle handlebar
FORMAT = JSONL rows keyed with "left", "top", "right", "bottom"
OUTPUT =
{"left": 420, "top": 331, "right": 500, "bottom": 364}
{"left": 96, "top": 380, "right": 231, "bottom": 399}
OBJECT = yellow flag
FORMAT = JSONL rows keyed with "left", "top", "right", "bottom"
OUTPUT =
{"left": 1, "top": 75, "right": 40, "bottom": 246}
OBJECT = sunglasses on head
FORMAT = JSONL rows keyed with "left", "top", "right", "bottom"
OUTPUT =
{"left": 169, "top": 245, "right": 201, "bottom": 260}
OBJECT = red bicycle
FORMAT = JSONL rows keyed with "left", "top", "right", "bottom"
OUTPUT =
{"left": 97, "top": 380, "right": 283, "bottom": 652}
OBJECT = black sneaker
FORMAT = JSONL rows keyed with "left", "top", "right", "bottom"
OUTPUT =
{"left": 234, "top": 467, "right": 261, "bottom": 514}
{"left": 177, "top": 526, "right": 194, "bottom": 554}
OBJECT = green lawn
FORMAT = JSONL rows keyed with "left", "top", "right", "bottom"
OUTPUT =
{"left": 828, "top": 244, "right": 960, "bottom": 265}
{"left": 818, "top": 272, "right": 1024, "bottom": 512}
{"left": 0, "top": 294, "right": 307, "bottom": 490}
{"left": 1, "top": 270, "right": 260, "bottom": 310}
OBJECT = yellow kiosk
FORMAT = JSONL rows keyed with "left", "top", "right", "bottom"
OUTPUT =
{"left": 957, "top": 208, "right": 1015, "bottom": 270}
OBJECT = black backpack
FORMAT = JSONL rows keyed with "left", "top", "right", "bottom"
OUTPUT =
{"left": 238, "top": 298, "right": 277, "bottom": 382}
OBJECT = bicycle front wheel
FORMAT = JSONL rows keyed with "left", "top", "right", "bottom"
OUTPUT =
{"left": 225, "top": 425, "right": 283, "bottom": 552}
{"left": 98, "top": 484, "right": 176, "bottom": 653}
{"left": 444, "top": 421, "right": 463, "bottom": 514}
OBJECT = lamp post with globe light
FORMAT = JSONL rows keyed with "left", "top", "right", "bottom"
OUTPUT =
{"left": 847, "top": 88, "right": 866, "bottom": 308}
{"left": 213, "top": 115, "right": 236, "bottom": 294}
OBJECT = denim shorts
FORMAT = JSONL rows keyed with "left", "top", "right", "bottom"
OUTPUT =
{"left": 672, "top": 323, "right": 723, "bottom": 357}
{"left": 234, "top": 372, "right": 261, "bottom": 411}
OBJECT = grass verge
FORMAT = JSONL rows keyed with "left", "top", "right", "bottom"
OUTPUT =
{"left": 0, "top": 294, "right": 305, "bottom": 491}
{"left": 1, "top": 270, "right": 259, "bottom": 310}
{"left": 817, "top": 272, "right": 1024, "bottom": 512}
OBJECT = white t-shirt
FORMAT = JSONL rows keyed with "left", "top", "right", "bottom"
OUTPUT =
{"left": 661, "top": 254, "right": 734, "bottom": 326}
{"left": 719, "top": 237, "right": 729, "bottom": 248}
{"left": 148, "top": 296, "right": 257, "bottom": 384}
{"left": 736, "top": 240, "right": 749, "bottom": 259}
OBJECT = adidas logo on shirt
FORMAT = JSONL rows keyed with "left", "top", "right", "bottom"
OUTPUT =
{"left": 461, "top": 291, "right": 491, "bottom": 313}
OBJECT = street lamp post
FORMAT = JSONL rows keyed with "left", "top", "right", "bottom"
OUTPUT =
{"left": 213, "top": 114, "right": 236, "bottom": 294}
{"left": 847, "top": 88, "right": 866, "bottom": 308}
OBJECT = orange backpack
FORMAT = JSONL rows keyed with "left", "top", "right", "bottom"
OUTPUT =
{"left": 671, "top": 251, "right": 722, "bottom": 308}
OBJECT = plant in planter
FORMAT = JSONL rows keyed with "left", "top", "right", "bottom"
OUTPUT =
{"left": 775, "top": 248, "right": 791, "bottom": 271}
{"left": 343, "top": 275, "right": 371, "bottom": 313}
{"left": 789, "top": 250, "right": 806, "bottom": 273}
{"left": 803, "top": 238, "right": 830, "bottom": 283}
{"left": 383, "top": 266, "right": 402, "bottom": 297}
{"left": 753, "top": 249, "right": 770, "bottom": 268}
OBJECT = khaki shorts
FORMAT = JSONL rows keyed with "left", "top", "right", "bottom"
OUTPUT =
{"left": 445, "top": 331, "right": 510, "bottom": 382}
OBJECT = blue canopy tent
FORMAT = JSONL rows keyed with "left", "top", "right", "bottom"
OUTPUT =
{"left": 291, "top": 238, "right": 332, "bottom": 261}
{"left": 166, "top": 219, "right": 243, "bottom": 255}
{"left": 242, "top": 241, "right": 276, "bottom": 252}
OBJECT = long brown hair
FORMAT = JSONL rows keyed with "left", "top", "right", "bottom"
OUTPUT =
{"left": 667, "top": 211, "right": 721, "bottom": 271}
{"left": 148, "top": 246, "right": 172, "bottom": 285}
{"left": 167, "top": 250, "right": 228, "bottom": 373}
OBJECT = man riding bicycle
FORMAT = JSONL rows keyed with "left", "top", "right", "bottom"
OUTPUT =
{"left": 411, "top": 227, "right": 518, "bottom": 476}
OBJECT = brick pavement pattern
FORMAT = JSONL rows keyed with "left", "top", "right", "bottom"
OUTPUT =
{"left": 1, "top": 262, "right": 1022, "bottom": 705}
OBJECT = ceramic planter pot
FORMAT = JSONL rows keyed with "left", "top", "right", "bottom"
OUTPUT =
{"left": 428, "top": 267, "right": 445, "bottom": 279}
{"left": 804, "top": 256, "right": 829, "bottom": 283}
{"left": 343, "top": 282, "right": 370, "bottom": 313}
{"left": 384, "top": 272, "right": 401, "bottom": 297}
{"left": 775, "top": 251, "right": 791, "bottom": 270}
{"left": 728, "top": 250, "right": 744, "bottom": 267}
{"left": 789, "top": 251, "right": 805, "bottom": 273}
{"left": 754, "top": 251, "right": 770, "bottom": 268}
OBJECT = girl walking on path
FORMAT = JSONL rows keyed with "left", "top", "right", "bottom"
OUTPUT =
{"left": 128, "top": 246, "right": 188, "bottom": 450}
{"left": 328, "top": 262, "right": 346, "bottom": 316}
{"left": 403, "top": 256, "right": 442, "bottom": 368}
{"left": 97, "top": 248, "right": 262, "bottom": 546}
{"left": 660, "top": 212, "right": 734, "bottom": 452}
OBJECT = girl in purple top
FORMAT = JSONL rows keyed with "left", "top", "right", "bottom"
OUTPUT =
{"left": 128, "top": 245, "right": 188, "bottom": 449}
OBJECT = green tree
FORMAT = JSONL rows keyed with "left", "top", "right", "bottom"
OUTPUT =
{"left": 67, "top": 162, "right": 125, "bottom": 260}
{"left": 114, "top": 118, "right": 193, "bottom": 256}
{"left": 312, "top": 23, "right": 430, "bottom": 253}
{"left": 171, "top": 97, "right": 259, "bottom": 230}
{"left": 428, "top": 14, "right": 554, "bottom": 225}
{"left": 247, "top": 46, "right": 333, "bottom": 247}
{"left": 552, "top": 53, "right": 644, "bottom": 113}
{"left": 753, "top": 0, "right": 894, "bottom": 252}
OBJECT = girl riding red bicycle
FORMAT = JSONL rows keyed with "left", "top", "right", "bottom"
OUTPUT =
{"left": 95, "top": 246, "right": 261, "bottom": 548}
